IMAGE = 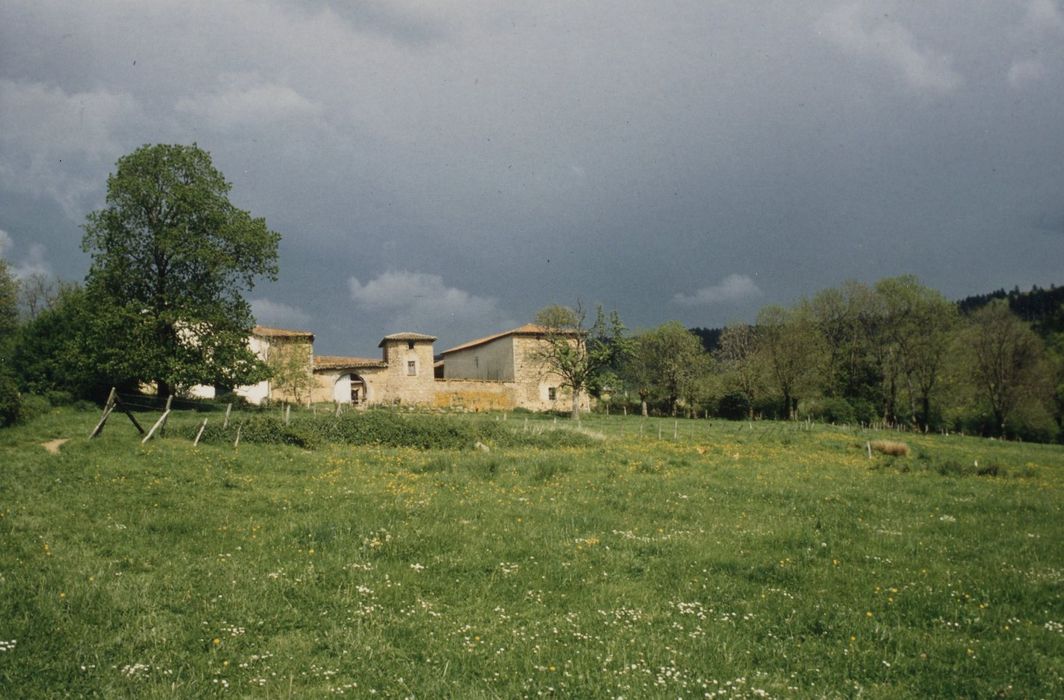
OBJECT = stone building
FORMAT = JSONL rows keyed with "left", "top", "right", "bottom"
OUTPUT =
{"left": 434, "top": 324, "right": 587, "bottom": 412}
{"left": 234, "top": 323, "right": 587, "bottom": 412}
{"left": 311, "top": 333, "right": 437, "bottom": 406}
{"left": 234, "top": 325, "right": 314, "bottom": 404}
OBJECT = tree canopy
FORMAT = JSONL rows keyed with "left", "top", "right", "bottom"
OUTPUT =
{"left": 534, "top": 305, "right": 630, "bottom": 420}
{"left": 81, "top": 144, "right": 279, "bottom": 397}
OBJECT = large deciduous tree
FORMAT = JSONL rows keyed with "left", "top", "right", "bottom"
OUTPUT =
{"left": 626, "top": 322, "right": 710, "bottom": 417}
{"left": 715, "top": 322, "right": 761, "bottom": 420}
{"left": 962, "top": 300, "right": 1052, "bottom": 436}
{"left": 755, "top": 304, "right": 822, "bottom": 420}
{"left": 535, "top": 305, "right": 630, "bottom": 420}
{"left": 875, "top": 276, "right": 958, "bottom": 430}
{"left": 81, "top": 144, "right": 279, "bottom": 397}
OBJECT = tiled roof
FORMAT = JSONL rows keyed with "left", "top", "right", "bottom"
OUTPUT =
{"left": 314, "top": 355, "right": 387, "bottom": 370}
{"left": 440, "top": 323, "right": 580, "bottom": 355}
{"left": 253, "top": 325, "right": 314, "bottom": 339}
{"left": 378, "top": 332, "right": 437, "bottom": 347}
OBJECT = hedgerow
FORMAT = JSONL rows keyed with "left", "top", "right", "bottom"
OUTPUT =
{"left": 183, "top": 410, "right": 594, "bottom": 450}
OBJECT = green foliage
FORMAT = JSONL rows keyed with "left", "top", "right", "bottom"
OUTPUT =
{"left": 186, "top": 410, "right": 596, "bottom": 450}
{"left": 533, "top": 305, "right": 631, "bottom": 419}
{"left": 624, "top": 321, "right": 712, "bottom": 417}
{"left": 806, "top": 396, "right": 857, "bottom": 424}
{"left": 533, "top": 304, "right": 580, "bottom": 329}
{"left": 756, "top": 304, "right": 823, "bottom": 419}
{"left": 264, "top": 339, "right": 314, "bottom": 405}
{"left": 959, "top": 300, "right": 1053, "bottom": 437}
{"left": 875, "top": 276, "right": 958, "bottom": 430}
{"left": 80, "top": 143, "right": 279, "bottom": 397}
{"left": 716, "top": 390, "right": 752, "bottom": 420}
{"left": 17, "top": 394, "right": 52, "bottom": 423}
{"left": 0, "top": 259, "right": 18, "bottom": 351}
{"left": 0, "top": 373, "right": 20, "bottom": 426}
{"left": 10, "top": 285, "right": 99, "bottom": 397}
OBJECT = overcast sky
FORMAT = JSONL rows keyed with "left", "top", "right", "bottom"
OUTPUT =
{"left": 2, "top": 1, "right": 1063, "bottom": 355}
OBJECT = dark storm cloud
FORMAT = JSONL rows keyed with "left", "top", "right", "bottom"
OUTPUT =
{"left": 2, "top": 1, "right": 1063, "bottom": 354}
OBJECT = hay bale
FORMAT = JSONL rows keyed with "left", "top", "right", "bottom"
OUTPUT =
{"left": 869, "top": 440, "right": 910, "bottom": 457}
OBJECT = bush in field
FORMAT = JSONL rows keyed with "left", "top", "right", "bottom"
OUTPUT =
{"left": 18, "top": 394, "right": 52, "bottom": 423}
{"left": 807, "top": 397, "right": 856, "bottom": 425}
{"left": 0, "top": 374, "right": 20, "bottom": 427}
{"left": 717, "top": 391, "right": 751, "bottom": 420}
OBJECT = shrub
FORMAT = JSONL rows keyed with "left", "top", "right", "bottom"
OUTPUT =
{"left": 184, "top": 410, "right": 596, "bottom": 450}
{"left": 0, "top": 374, "right": 20, "bottom": 427}
{"left": 717, "top": 391, "right": 751, "bottom": 420}
{"left": 850, "top": 398, "right": 878, "bottom": 425}
{"left": 807, "top": 397, "right": 856, "bottom": 424}
{"left": 18, "top": 394, "right": 52, "bottom": 423}
{"left": 44, "top": 390, "right": 75, "bottom": 407}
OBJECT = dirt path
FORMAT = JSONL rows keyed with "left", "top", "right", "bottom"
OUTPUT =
{"left": 41, "top": 438, "right": 69, "bottom": 455}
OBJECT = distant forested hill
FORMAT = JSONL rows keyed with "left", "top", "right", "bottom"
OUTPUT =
{"left": 957, "top": 284, "right": 1064, "bottom": 336}
{"left": 690, "top": 282, "right": 1064, "bottom": 350}
{"left": 689, "top": 326, "right": 723, "bottom": 354}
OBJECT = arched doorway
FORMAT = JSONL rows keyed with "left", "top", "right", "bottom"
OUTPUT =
{"left": 334, "top": 373, "right": 367, "bottom": 405}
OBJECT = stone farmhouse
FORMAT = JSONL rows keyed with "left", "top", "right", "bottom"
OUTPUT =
{"left": 232, "top": 324, "right": 587, "bottom": 412}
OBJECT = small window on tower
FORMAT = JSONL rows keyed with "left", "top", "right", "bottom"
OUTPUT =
{"left": 407, "top": 340, "right": 415, "bottom": 350}
{"left": 407, "top": 360, "right": 417, "bottom": 376}
{"left": 548, "top": 387, "right": 557, "bottom": 401}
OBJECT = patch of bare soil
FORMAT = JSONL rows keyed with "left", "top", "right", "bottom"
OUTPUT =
{"left": 41, "top": 438, "right": 69, "bottom": 455}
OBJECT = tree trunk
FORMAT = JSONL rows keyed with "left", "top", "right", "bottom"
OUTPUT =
{"left": 571, "top": 390, "right": 581, "bottom": 421}
{"left": 640, "top": 399, "right": 648, "bottom": 417}
{"left": 157, "top": 378, "right": 172, "bottom": 400}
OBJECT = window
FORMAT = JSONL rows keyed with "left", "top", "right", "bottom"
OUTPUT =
{"left": 548, "top": 387, "right": 557, "bottom": 401}
{"left": 407, "top": 340, "right": 415, "bottom": 350}
{"left": 407, "top": 360, "right": 417, "bottom": 376}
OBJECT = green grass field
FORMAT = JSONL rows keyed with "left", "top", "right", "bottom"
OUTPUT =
{"left": 1, "top": 406, "right": 1062, "bottom": 698}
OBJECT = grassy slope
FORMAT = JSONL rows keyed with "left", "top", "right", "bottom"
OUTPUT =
{"left": 0, "top": 408, "right": 1062, "bottom": 698}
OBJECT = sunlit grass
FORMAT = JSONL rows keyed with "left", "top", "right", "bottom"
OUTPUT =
{"left": 1, "top": 407, "right": 1062, "bottom": 697}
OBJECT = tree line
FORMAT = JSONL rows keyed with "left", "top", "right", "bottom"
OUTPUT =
{"left": 609, "top": 277, "right": 1062, "bottom": 442}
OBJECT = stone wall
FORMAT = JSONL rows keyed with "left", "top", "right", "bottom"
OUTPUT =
{"left": 432, "top": 379, "right": 518, "bottom": 411}
{"left": 511, "top": 335, "right": 589, "bottom": 412}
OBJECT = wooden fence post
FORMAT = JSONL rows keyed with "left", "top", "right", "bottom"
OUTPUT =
{"left": 194, "top": 418, "right": 208, "bottom": 446}
{"left": 223, "top": 403, "right": 232, "bottom": 429}
{"left": 89, "top": 387, "right": 117, "bottom": 438}
{"left": 142, "top": 409, "right": 172, "bottom": 444}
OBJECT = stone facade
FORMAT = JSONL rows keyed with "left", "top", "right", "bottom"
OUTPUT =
{"left": 239, "top": 323, "right": 588, "bottom": 412}
{"left": 235, "top": 326, "right": 315, "bottom": 405}
{"left": 438, "top": 324, "right": 588, "bottom": 412}
{"left": 309, "top": 333, "right": 437, "bottom": 407}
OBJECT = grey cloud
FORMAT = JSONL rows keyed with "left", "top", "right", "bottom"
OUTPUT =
{"left": 673, "top": 275, "right": 764, "bottom": 308}
{"left": 2, "top": 1, "right": 1063, "bottom": 355}
{"left": 284, "top": 0, "right": 450, "bottom": 44}
{"left": 250, "top": 298, "right": 313, "bottom": 328}
{"left": 817, "top": 3, "right": 962, "bottom": 92}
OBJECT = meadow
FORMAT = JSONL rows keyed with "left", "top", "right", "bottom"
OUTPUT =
{"left": 0, "top": 405, "right": 1061, "bottom": 698}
